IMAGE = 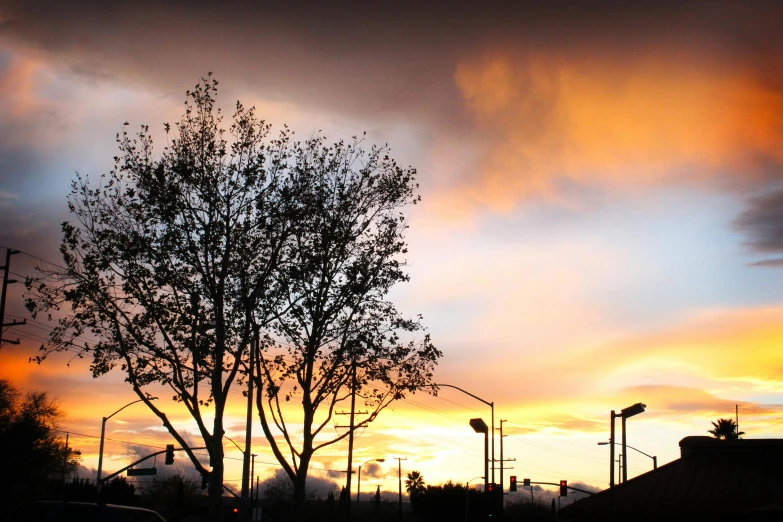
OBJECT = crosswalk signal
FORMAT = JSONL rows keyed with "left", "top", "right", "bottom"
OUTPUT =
{"left": 559, "top": 480, "right": 567, "bottom": 497}
{"left": 165, "top": 444, "right": 175, "bottom": 465}
{"left": 510, "top": 475, "right": 517, "bottom": 492}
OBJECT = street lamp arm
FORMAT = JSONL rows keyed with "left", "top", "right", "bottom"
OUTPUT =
{"left": 626, "top": 444, "right": 655, "bottom": 460}
{"left": 431, "top": 382, "right": 495, "bottom": 486}
{"left": 106, "top": 397, "right": 156, "bottom": 421}
{"left": 599, "top": 442, "right": 655, "bottom": 460}
{"left": 224, "top": 435, "right": 245, "bottom": 455}
{"left": 98, "top": 397, "right": 158, "bottom": 485}
{"left": 431, "top": 384, "right": 492, "bottom": 408}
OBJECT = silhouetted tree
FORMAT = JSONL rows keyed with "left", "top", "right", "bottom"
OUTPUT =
{"left": 63, "top": 477, "right": 100, "bottom": 502}
{"left": 25, "top": 75, "right": 299, "bottom": 522}
{"left": 405, "top": 471, "right": 426, "bottom": 497}
{"left": 0, "top": 380, "right": 80, "bottom": 511}
{"left": 252, "top": 132, "right": 441, "bottom": 519}
{"left": 411, "top": 481, "right": 485, "bottom": 522}
{"left": 708, "top": 418, "right": 744, "bottom": 439}
{"left": 25, "top": 75, "right": 441, "bottom": 522}
{"left": 139, "top": 471, "right": 201, "bottom": 518}
{"left": 101, "top": 477, "right": 138, "bottom": 506}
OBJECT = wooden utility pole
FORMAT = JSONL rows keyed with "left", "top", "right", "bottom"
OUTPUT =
{"left": 344, "top": 358, "right": 358, "bottom": 522}
{"left": 240, "top": 328, "right": 256, "bottom": 522}
{"left": 0, "top": 248, "right": 25, "bottom": 347}
{"left": 394, "top": 456, "right": 407, "bottom": 522}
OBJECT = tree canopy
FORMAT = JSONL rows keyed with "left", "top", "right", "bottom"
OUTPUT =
{"left": 0, "top": 379, "right": 80, "bottom": 516}
{"left": 253, "top": 133, "right": 441, "bottom": 514}
{"left": 26, "top": 75, "right": 299, "bottom": 521}
{"left": 405, "top": 471, "right": 426, "bottom": 497}
{"left": 708, "top": 418, "right": 744, "bottom": 440}
{"left": 25, "top": 75, "right": 441, "bottom": 522}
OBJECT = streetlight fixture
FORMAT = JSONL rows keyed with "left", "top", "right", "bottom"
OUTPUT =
{"left": 97, "top": 397, "right": 158, "bottom": 485}
{"left": 608, "top": 402, "right": 646, "bottom": 491}
{"left": 597, "top": 441, "right": 657, "bottom": 470}
{"left": 357, "top": 458, "right": 384, "bottom": 522}
{"left": 469, "top": 418, "right": 489, "bottom": 491}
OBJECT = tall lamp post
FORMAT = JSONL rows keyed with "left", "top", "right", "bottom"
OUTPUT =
{"left": 598, "top": 441, "right": 657, "bottom": 471}
{"left": 609, "top": 403, "right": 645, "bottom": 492}
{"left": 469, "top": 418, "right": 489, "bottom": 491}
{"left": 97, "top": 397, "right": 157, "bottom": 485}
{"left": 357, "top": 458, "right": 384, "bottom": 522}
{"left": 433, "top": 384, "right": 494, "bottom": 484}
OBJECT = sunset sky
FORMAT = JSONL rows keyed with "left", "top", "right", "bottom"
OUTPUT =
{"left": 2, "top": 0, "right": 783, "bottom": 501}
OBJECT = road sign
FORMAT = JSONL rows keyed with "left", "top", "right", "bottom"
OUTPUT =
{"left": 127, "top": 467, "right": 157, "bottom": 476}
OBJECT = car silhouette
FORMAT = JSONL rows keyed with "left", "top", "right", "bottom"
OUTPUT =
{"left": 6, "top": 500, "right": 167, "bottom": 522}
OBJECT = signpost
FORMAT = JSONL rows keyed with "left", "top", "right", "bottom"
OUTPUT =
{"left": 127, "top": 468, "right": 157, "bottom": 476}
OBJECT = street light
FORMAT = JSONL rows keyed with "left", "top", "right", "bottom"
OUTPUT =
{"left": 465, "top": 476, "right": 484, "bottom": 522}
{"left": 357, "top": 458, "right": 384, "bottom": 522}
{"left": 469, "top": 418, "right": 489, "bottom": 491}
{"left": 432, "top": 384, "right": 495, "bottom": 484}
{"left": 608, "top": 402, "right": 645, "bottom": 491}
{"left": 598, "top": 441, "right": 657, "bottom": 470}
{"left": 97, "top": 397, "right": 158, "bottom": 485}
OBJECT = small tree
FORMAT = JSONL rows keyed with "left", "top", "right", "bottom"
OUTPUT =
{"left": 0, "top": 380, "right": 81, "bottom": 509}
{"left": 139, "top": 471, "right": 201, "bottom": 518}
{"left": 708, "top": 418, "right": 744, "bottom": 439}
{"left": 405, "top": 471, "right": 426, "bottom": 497}
{"left": 25, "top": 76, "right": 298, "bottom": 522}
{"left": 101, "top": 477, "right": 138, "bottom": 506}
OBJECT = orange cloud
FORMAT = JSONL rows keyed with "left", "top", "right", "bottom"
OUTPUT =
{"left": 587, "top": 307, "right": 783, "bottom": 390}
{"left": 451, "top": 51, "right": 783, "bottom": 210}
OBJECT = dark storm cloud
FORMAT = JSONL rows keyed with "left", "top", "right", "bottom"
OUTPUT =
{"left": 2, "top": 1, "right": 782, "bottom": 128}
{"left": 735, "top": 188, "right": 783, "bottom": 257}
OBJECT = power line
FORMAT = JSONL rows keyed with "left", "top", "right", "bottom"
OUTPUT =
{"left": 0, "top": 245, "right": 66, "bottom": 271}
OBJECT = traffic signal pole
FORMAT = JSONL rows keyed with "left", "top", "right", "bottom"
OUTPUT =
{"left": 100, "top": 446, "right": 206, "bottom": 484}
{"left": 524, "top": 481, "right": 594, "bottom": 496}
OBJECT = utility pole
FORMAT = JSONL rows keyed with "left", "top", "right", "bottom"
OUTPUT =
{"left": 0, "top": 248, "right": 25, "bottom": 347}
{"left": 495, "top": 420, "right": 515, "bottom": 497}
{"left": 336, "top": 351, "right": 369, "bottom": 522}
{"left": 250, "top": 454, "right": 256, "bottom": 505}
{"left": 394, "top": 456, "right": 407, "bottom": 522}
{"left": 345, "top": 358, "right": 357, "bottom": 522}
{"left": 240, "top": 328, "right": 256, "bottom": 522}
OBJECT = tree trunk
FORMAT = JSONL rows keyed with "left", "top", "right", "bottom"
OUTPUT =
{"left": 208, "top": 431, "right": 225, "bottom": 522}
{"left": 290, "top": 453, "right": 311, "bottom": 522}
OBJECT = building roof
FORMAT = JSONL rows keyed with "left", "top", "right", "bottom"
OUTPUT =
{"left": 559, "top": 436, "right": 783, "bottom": 521}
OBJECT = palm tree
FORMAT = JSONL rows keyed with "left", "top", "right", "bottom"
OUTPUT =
{"left": 708, "top": 418, "right": 744, "bottom": 440}
{"left": 405, "top": 471, "right": 426, "bottom": 497}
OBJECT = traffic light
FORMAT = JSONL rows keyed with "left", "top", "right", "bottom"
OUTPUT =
{"left": 165, "top": 444, "right": 175, "bottom": 465}
{"left": 509, "top": 475, "right": 517, "bottom": 492}
{"left": 559, "top": 480, "right": 567, "bottom": 497}
{"left": 523, "top": 478, "right": 530, "bottom": 487}
{"left": 484, "top": 483, "right": 502, "bottom": 518}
